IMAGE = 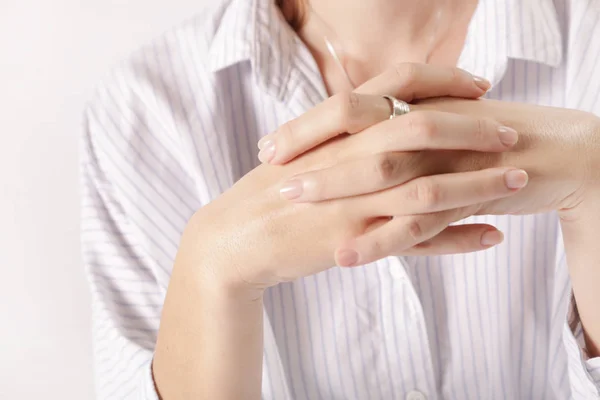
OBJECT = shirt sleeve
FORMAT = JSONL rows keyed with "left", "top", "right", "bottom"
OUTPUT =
{"left": 80, "top": 69, "right": 201, "bottom": 398}
{"left": 81, "top": 103, "right": 163, "bottom": 399}
{"left": 561, "top": 298, "right": 600, "bottom": 398}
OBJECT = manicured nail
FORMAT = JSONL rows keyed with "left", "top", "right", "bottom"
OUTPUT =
{"left": 258, "top": 139, "right": 276, "bottom": 163}
{"left": 258, "top": 134, "right": 272, "bottom": 150}
{"left": 481, "top": 230, "right": 504, "bottom": 246}
{"left": 473, "top": 75, "right": 491, "bottom": 91}
{"left": 504, "top": 169, "right": 528, "bottom": 189}
{"left": 498, "top": 126, "right": 518, "bottom": 146}
{"left": 336, "top": 249, "right": 359, "bottom": 267}
{"left": 280, "top": 179, "right": 304, "bottom": 200}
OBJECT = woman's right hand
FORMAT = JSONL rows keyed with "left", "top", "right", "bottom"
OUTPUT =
{"left": 153, "top": 64, "right": 524, "bottom": 400}
{"left": 176, "top": 65, "right": 526, "bottom": 293}
{"left": 181, "top": 131, "right": 523, "bottom": 293}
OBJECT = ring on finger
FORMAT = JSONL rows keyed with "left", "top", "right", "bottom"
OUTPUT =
{"left": 383, "top": 95, "right": 411, "bottom": 119}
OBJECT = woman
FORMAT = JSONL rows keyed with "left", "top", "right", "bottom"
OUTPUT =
{"left": 81, "top": 0, "right": 600, "bottom": 398}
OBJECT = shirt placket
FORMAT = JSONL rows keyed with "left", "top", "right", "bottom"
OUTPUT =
{"left": 387, "top": 256, "right": 438, "bottom": 400}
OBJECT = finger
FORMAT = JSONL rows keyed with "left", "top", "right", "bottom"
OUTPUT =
{"left": 280, "top": 152, "right": 423, "bottom": 202}
{"left": 357, "top": 168, "right": 528, "bottom": 216}
{"left": 335, "top": 206, "right": 473, "bottom": 266}
{"left": 354, "top": 62, "right": 490, "bottom": 100}
{"left": 259, "top": 63, "right": 491, "bottom": 165}
{"left": 403, "top": 224, "right": 504, "bottom": 256}
{"left": 357, "top": 110, "right": 518, "bottom": 154}
{"left": 279, "top": 114, "right": 519, "bottom": 202}
{"left": 258, "top": 92, "right": 390, "bottom": 164}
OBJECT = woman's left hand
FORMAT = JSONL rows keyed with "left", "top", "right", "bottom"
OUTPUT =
{"left": 260, "top": 84, "right": 600, "bottom": 221}
{"left": 259, "top": 71, "right": 600, "bottom": 358}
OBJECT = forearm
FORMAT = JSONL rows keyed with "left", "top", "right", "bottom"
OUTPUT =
{"left": 153, "top": 246, "right": 265, "bottom": 399}
{"left": 561, "top": 206, "right": 600, "bottom": 358}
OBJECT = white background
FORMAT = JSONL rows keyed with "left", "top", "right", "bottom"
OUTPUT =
{"left": 0, "top": 1, "right": 206, "bottom": 398}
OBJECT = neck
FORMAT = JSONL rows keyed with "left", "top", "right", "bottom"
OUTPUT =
{"left": 294, "top": 0, "right": 477, "bottom": 94}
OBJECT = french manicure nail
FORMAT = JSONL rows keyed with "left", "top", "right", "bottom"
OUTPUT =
{"left": 258, "top": 139, "right": 276, "bottom": 163}
{"left": 336, "top": 249, "right": 359, "bottom": 267}
{"left": 498, "top": 126, "right": 518, "bottom": 146}
{"left": 481, "top": 230, "right": 504, "bottom": 246}
{"left": 504, "top": 169, "right": 528, "bottom": 189}
{"left": 473, "top": 75, "right": 491, "bottom": 91}
{"left": 280, "top": 179, "right": 304, "bottom": 200}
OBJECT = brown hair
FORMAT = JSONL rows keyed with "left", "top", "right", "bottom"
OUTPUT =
{"left": 276, "top": 0, "right": 308, "bottom": 31}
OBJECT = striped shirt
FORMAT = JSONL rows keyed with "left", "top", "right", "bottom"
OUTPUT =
{"left": 81, "top": 0, "right": 600, "bottom": 398}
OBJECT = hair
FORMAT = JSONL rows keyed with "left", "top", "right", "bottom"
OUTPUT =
{"left": 276, "top": 0, "right": 307, "bottom": 31}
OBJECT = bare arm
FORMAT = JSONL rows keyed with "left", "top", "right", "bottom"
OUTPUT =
{"left": 560, "top": 184, "right": 600, "bottom": 358}
{"left": 153, "top": 241, "right": 265, "bottom": 399}
{"left": 148, "top": 65, "right": 515, "bottom": 399}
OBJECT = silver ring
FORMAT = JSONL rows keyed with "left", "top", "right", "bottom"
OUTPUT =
{"left": 383, "top": 95, "right": 410, "bottom": 119}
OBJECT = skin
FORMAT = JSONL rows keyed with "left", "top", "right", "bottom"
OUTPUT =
{"left": 153, "top": 65, "right": 520, "bottom": 400}
{"left": 151, "top": 1, "right": 600, "bottom": 398}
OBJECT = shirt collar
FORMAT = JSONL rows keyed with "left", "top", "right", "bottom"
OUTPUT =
{"left": 458, "top": 0, "right": 563, "bottom": 85}
{"left": 208, "top": 0, "right": 297, "bottom": 101}
{"left": 504, "top": 0, "right": 563, "bottom": 67}
{"left": 208, "top": 0, "right": 564, "bottom": 96}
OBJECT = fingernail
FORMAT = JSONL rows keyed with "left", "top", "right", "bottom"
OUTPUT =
{"left": 258, "top": 139, "right": 276, "bottom": 163}
{"left": 258, "top": 134, "right": 272, "bottom": 150}
{"left": 481, "top": 230, "right": 504, "bottom": 246}
{"left": 504, "top": 169, "right": 528, "bottom": 189}
{"left": 498, "top": 126, "right": 518, "bottom": 146}
{"left": 336, "top": 249, "right": 359, "bottom": 267}
{"left": 473, "top": 75, "right": 491, "bottom": 91}
{"left": 280, "top": 179, "right": 304, "bottom": 200}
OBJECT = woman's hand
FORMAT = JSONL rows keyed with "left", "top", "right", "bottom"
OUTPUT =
{"left": 262, "top": 61, "right": 600, "bottom": 217}
{"left": 153, "top": 63, "right": 523, "bottom": 400}
{"left": 264, "top": 95, "right": 597, "bottom": 213}
{"left": 257, "top": 62, "right": 492, "bottom": 163}
{"left": 181, "top": 64, "right": 526, "bottom": 289}
{"left": 257, "top": 67, "right": 600, "bottom": 265}
{"left": 156, "top": 136, "right": 524, "bottom": 400}
{"left": 413, "top": 98, "right": 600, "bottom": 216}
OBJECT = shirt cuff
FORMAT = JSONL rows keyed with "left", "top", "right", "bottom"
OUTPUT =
{"left": 562, "top": 297, "right": 600, "bottom": 397}
{"left": 138, "top": 358, "right": 161, "bottom": 400}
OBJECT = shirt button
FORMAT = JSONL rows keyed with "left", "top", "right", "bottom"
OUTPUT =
{"left": 406, "top": 390, "right": 426, "bottom": 400}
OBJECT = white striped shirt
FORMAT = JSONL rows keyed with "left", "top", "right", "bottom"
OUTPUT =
{"left": 81, "top": 0, "right": 600, "bottom": 398}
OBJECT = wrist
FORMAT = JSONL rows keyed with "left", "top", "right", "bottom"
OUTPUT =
{"left": 557, "top": 113, "right": 600, "bottom": 219}
{"left": 193, "top": 261, "right": 267, "bottom": 303}
{"left": 176, "top": 213, "right": 268, "bottom": 302}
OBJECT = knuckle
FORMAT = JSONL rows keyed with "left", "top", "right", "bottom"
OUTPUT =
{"left": 406, "top": 217, "right": 425, "bottom": 242}
{"left": 333, "top": 91, "right": 361, "bottom": 131}
{"left": 462, "top": 233, "right": 481, "bottom": 251}
{"left": 474, "top": 118, "right": 490, "bottom": 141}
{"left": 373, "top": 154, "right": 400, "bottom": 183}
{"left": 277, "top": 121, "right": 296, "bottom": 146}
{"left": 311, "top": 170, "right": 340, "bottom": 200}
{"left": 365, "top": 238, "right": 384, "bottom": 259}
{"left": 412, "top": 180, "right": 442, "bottom": 209}
{"left": 348, "top": 91, "right": 361, "bottom": 110}
{"left": 394, "top": 63, "right": 420, "bottom": 99}
{"left": 394, "top": 62, "right": 419, "bottom": 85}
{"left": 455, "top": 241, "right": 471, "bottom": 253}
{"left": 315, "top": 183, "right": 331, "bottom": 201}
{"left": 457, "top": 205, "right": 479, "bottom": 221}
{"left": 407, "top": 112, "right": 437, "bottom": 140}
